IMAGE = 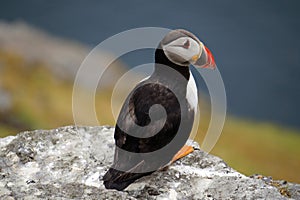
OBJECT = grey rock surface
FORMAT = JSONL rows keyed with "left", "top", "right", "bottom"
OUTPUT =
{"left": 0, "top": 126, "right": 299, "bottom": 199}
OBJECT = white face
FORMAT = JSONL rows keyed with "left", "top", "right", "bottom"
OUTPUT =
{"left": 162, "top": 36, "right": 202, "bottom": 66}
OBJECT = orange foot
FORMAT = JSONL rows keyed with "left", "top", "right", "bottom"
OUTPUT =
{"left": 171, "top": 145, "right": 194, "bottom": 163}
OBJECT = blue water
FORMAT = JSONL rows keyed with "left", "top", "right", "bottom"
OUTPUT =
{"left": 1, "top": 0, "right": 300, "bottom": 128}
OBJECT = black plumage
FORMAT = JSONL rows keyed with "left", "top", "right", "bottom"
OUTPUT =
{"left": 103, "top": 45, "right": 195, "bottom": 191}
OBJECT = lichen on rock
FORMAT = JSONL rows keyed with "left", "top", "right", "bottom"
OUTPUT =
{"left": 0, "top": 126, "right": 299, "bottom": 199}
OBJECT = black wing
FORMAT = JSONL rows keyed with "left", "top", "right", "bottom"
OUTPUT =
{"left": 103, "top": 81, "right": 193, "bottom": 190}
{"left": 115, "top": 82, "right": 182, "bottom": 152}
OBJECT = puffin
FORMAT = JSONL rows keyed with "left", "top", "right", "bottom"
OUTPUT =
{"left": 103, "top": 29, "right": 216, "bottom": 191}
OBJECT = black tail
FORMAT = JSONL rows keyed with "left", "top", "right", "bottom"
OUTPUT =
{"left": 103, "top": 168, "right": 153, "bottom": 191}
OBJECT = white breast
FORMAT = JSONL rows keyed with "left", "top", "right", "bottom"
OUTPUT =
{"left": 186, "top": 72, "right": 198, "bottom": 113}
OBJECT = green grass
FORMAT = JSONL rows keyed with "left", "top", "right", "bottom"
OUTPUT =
{"left": 0, "top": 51, "right": 74, "bottom": 134}
{"left": 210, "top": 118, "right": 300, "bottom": 183}
{"left": 0, "top": 50, "right": 299, "bottom": 183}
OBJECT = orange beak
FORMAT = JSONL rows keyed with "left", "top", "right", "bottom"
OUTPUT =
{"left": 193, "top": 45, "right": 216, "bottom": 70}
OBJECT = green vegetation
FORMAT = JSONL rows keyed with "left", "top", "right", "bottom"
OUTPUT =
{"left": 210, "top": 118, "right": 300, "bottom": 184}
{"left": 0, "top": 51, "right": 74, "bottom": 133}
{"left": 0, "top": 51, "right": 299, "bottom": 183}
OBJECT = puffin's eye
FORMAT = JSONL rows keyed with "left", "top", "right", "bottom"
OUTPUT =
{"left": 183, "top": 40, "right": 190, "bottom": 49}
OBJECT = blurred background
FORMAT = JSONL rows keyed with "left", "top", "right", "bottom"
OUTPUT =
{"left": 0, "top": 1, "right": 299, "bottom": 183}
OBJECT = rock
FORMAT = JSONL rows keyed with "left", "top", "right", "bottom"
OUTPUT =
{"left": 0, "top": 126, "right": 299, "bottom": 199}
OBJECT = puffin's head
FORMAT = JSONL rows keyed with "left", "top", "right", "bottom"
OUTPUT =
{"left": 160, "top": 29, "right": 216, "bottom": 69}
